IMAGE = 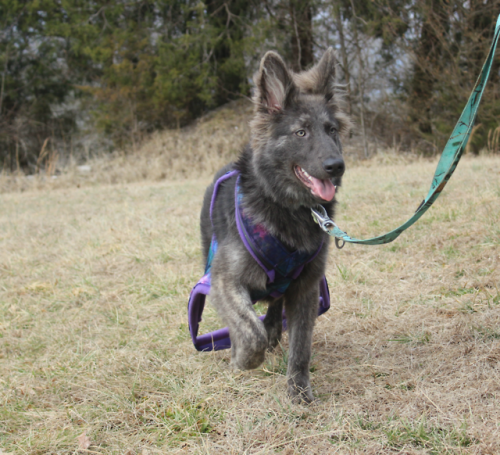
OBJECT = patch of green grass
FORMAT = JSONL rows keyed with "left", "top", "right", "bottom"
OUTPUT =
{"left": 336, "top": 264, "right": 350, "bottom": 281}
{"left": 329, "top": 432, "right": 351, "bottom": 444}
{"left": 383, "top": 417, "right": 475, "bottom": 453}
{"left": 443, "top": 245, "right": 459, "bottom": 259}
{"left": 354, "top": 414, "right": 380, "bottom": 431}
{"left": 262, "top": 347, "right": 318, "bottom": 376}
{"left": 253, "top": 302, "right": 267, "bottom": 316}
{"left": 330, "top": 413, "right": 475, "bottom": 452}
{"left": 336, "top": 263, "right": 364, "bottom": 285}
{"left": 459, "top": 302, "right": 478, "bottom": 314}
{"left": 397, "top": 382, "right": 415, "bottom": 391}
{"left": 452, "top": 287, "right": 498, "bottom": 314}
{"left": 354, "top": 297, "right": 376, "bottom": 318}
{"left": 372, "top": 371, "right": 389, "bottom": 379}
{"left": 478, "top": 268, "right": 493, "bottom": 276}
{"left": 455, "top": 269, "right": 466, "bottom": 278}
{"left": 378, "top": 262, "right": 395, "bottom": 273}
{"left": 159, "top": 252, "right": 174, "bottom": 263}
{"left": 388, "top": 331, "right": 431, "bottom": 345}
{"left": 445, "top": 286, "right": 477, "bottom": 297}
{"left": 440, "top": 209, "right": 459, "bottom": 222}
{"left": 471, "top": 325, "right": 500, "bottom": 340}
{"left": 263, "top": 347, "right": 288, "bottom": 376}
{"left": 482, "top": 228, "right": 500, "bottom": 245}
{"left": 126, "top": 279, "right": 185, "bottom": 301}
{"left": 155, "top": 400, "right": 216, "bottom": 437}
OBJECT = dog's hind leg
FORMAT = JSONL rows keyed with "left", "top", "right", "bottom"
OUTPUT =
{"left": 284, "top": 284, "right": 319, "bottom": 404}
{"left": 264, "top": 298, "right": 283, "bottom": 350}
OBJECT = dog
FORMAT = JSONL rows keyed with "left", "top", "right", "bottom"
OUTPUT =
{"left": 199, "top": 48, "right": 351, "bottom": 403}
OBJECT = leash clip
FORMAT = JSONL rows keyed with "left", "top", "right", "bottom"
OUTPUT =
{"left": 311, "top": 205, "right": 335, "bottom": 232}
{"left": 311, "top": 206, "right": 348, "bottom": 249}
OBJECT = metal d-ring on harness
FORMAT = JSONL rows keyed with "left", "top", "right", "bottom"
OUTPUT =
{"left": 312, "top": 14, "right": 500, "bottom": 247}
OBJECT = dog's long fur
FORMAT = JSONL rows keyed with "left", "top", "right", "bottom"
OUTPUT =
{"left": 200, "top": 49, "right": 351, "bottom": 403}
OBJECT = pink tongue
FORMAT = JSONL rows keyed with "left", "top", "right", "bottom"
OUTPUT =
{"left": 308, "top": 176, "right": 336, "bottom": 201}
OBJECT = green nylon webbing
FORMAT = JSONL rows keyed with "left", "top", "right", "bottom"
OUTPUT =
{"left": 317, "top": 14, "right": 500, "bottom": 246}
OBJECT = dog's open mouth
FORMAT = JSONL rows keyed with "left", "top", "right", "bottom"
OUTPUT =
{"left": 294, "top": 166, "right": 336, "bottom": 202}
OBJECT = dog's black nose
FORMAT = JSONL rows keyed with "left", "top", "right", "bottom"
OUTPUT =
{"left": 323, "top": 157, "right": 345, "bottom": 177}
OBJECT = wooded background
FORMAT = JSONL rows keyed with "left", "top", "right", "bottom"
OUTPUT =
{"left": 1, "top": 0, "right": 500, "bottom": 172}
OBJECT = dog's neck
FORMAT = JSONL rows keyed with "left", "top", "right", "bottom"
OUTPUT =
{"left": 235, "top": 146, "right": 332, "bottom": 253}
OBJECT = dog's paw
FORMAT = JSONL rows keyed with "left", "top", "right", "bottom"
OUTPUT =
{"left": 231, "top": 350, "right": 266, "bottom": 370}
{"left": 287, "top": 380, "right": 315, "bottom": 404}
{"left": 288, "top": 387, "right": 315, "bottom": 405}
{"left": 228, "top": 359, "right": 241, "bottom": 372}
{"left": 266, "top": 329, "right": 282, "bottom": 352}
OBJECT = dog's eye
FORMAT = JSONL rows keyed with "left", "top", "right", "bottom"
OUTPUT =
{"left": 329, "top": 126, "right": 337, "bottom": 135}
{"left": 296, "top": 130, "right": 306, "bottom": 137}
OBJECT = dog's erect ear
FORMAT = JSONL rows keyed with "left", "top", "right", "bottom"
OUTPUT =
{"left": 255, "top": 51, "right": 296, "bottom": 114}
{"left": 294, "top": 47, "right": 352, "bottom": 136}
{"left": 294, "top": 47, "right": 337, "bottom": 99}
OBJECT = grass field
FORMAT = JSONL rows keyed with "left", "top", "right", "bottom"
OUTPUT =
{"left": 1, "top": 154, "right": 500, "bottom": 454}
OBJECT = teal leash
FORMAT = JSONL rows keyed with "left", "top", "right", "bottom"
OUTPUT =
{"left": 313, "top": 14, "right": 500, "bottom": 246}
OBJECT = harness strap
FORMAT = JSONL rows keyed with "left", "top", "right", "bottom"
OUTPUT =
{"left": 209, "top": 169, "right": 238, "bottom": 226}
{"left": 188, "top": 275, "right": 330, "bottom": 351}
{"left": 234, "top": 177, "right": 276, "bottom": 283}
{"left": 234, "top": 175, "right": 323, "bottom": 284}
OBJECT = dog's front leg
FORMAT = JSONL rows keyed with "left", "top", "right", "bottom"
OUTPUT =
{"left": 210, "top": 252, "right": 268, "bottom": 370}
{"left": 284, "top": 284, "right": 319, "bottom": 404}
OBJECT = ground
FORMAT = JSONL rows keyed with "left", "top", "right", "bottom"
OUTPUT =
{"left": 1, "top": 154, "right": 500, "bottom": 454}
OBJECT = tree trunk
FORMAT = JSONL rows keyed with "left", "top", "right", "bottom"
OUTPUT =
{"left": 289, "top": 0, "right": 314, "bottom": 71}
{"left": 206, "top": 0, "right": 251, "bottom": 104}
{"left": 333, "top": 4, "right": 352, "bottom": 115}
{"left": 409, "top": 1, "right": 449, "bottom": 136}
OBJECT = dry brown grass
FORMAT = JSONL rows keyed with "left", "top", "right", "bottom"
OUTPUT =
{"left": 0, "top": 99, "right": 253, "bottom": 194}
{"left": 0, "top": 154, "right": 500, "bottom": 454}
{"left": 1, "top": 146, "right": 500, "bottom": 453}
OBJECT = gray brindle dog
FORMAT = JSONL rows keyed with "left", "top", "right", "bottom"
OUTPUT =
{"left": 200, "top": 49, "right": 351, "bottom": 403}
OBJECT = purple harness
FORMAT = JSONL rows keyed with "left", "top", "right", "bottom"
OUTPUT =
{"left": 188, "top": 170, "right": 330, "bottom": 351}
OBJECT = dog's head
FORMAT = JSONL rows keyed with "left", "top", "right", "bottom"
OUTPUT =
{"left": 250, "top": 49, "right": 351, "bottom": 208}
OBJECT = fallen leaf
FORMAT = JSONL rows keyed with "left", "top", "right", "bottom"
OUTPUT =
{"left": 77, "top": 431, "right": 91, "bottom": 450}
